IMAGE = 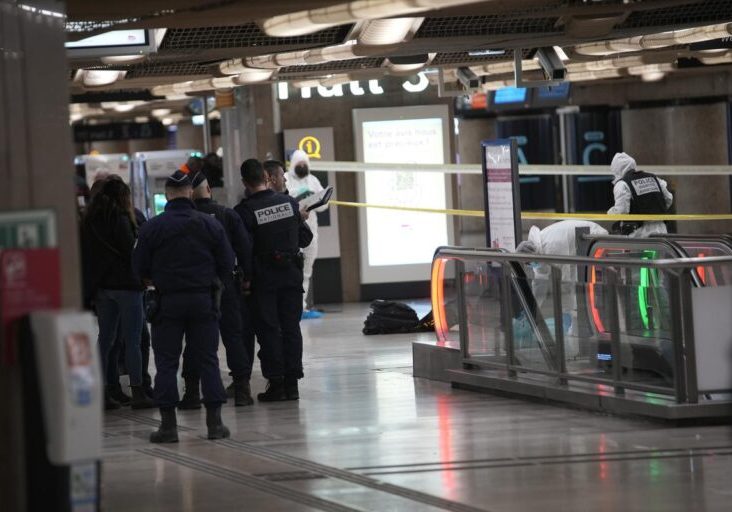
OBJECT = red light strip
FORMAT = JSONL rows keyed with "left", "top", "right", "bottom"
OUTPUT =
{"left": 431, "top": 258, "right": 448, "bottom": 343}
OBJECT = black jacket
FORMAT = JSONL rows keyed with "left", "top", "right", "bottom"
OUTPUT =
{"left": 81, "top": 210, "right": 142, "bottom": 302}
{"left": 194, "top": 197, "right": 253, "bottom": 279}
{"left": 132, "top": 198, "right": 235, "bottom": 294}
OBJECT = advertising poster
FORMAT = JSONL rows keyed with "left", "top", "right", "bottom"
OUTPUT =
{"left": 482, "top": 139, "right": 521, "bottom": 251}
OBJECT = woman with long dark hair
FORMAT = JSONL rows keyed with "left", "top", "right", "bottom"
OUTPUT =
{"left": 82, "top": 176, "right": 152, "bottom": 409}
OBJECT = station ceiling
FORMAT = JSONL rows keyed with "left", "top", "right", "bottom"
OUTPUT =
{"left": 57, "top": 0, "right": 732, "bottom": 119}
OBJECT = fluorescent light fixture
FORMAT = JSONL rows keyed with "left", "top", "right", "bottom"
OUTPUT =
{"left": 627, "top": 63, "right": 674, "bottom": 76}
{"left": 467, "top": 49, "right": 506, "bottom": 57}
{"left": 357, "top": 18, "right": 423, "bottom": 46}
{"left": 641, "top": 71, "right": 666, "bottom": 82}
{"left": 100, "top": 54, "right": 146, "bottom": 65}
{"left": 82, "top": 69, "right": 125, "bottom": 87}
{"left": 151, "top": 108, "right": 171, "bottom": 117}
{"left": 134, "top": 116, "right": 148, "bottom": 123}
{"left": 259, "top": 0, "right": 485, "bottom": 37}
{"left": 235, "top": 69, "right": 273, "bottom": 84}
{"left": 386, "top": 60, "right": 427, "bottom": 74}
{"left": 162, "top": 118, "right": 174, "bottom": 126}
{"left": 278, "top": 82, "right": 289, "bottom": 100}
{"left": 113, "top": 103, "right": 137, "bottom": 112}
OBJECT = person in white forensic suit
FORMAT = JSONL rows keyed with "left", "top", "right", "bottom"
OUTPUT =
{"left": 607, "top": 152, "right": 673, "bottom": 238}
{"left": 286, "top": 150, "right": 329, "bottom": 319}
{"left": 516, "top": 220, "right": 608, "bottom": 355}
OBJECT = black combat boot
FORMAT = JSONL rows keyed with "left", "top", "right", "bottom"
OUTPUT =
{"left": 104, "top": 386, "right": 122, "bottom": 410}
{"left": 205, "top": 405, "right": 230, "bottom": 440}
{"left": 130, "top": 385, "right": 155, "bottom": 409}
{"left": 257, "top": 377, "right": 287, "bottom": 402}
{"left": 108, "top": 383, "right": 131, "bottom": 406}
{"left": 177, "top": 377, "right": 201, "bottom": 410}
{"left": 284, "top": 377, "right": 299, "bottom": 401}
{"left": 150, "top": 407, "right": 178, "bottom": 443}
{"left": 233, "top": 378, "right": 254, "bottom": 407}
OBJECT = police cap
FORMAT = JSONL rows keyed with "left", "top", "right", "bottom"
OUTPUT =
{"left": 166, "top": 170, "right": 192, "bottom": 188}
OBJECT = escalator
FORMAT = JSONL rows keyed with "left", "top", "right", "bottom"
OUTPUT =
{"left": 583, "top": 235, "right": 730, "bottom": 383}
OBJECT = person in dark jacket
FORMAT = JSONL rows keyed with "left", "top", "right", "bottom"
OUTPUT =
{"left": 177, "top": 171, "right": 254, "bottom": 408}
{"left": 234, "top": 159, "right": 313, "bottom": 402}
{"left": 133, "top": 170, "right": 235, "bottom": 443}
{"left": 81, "top": 177, "right": 153, "bottom": 410}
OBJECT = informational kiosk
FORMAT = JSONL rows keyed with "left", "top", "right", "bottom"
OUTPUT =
{"left": 481, "top": 139, "right": 522, "bottom": 250}
{"left": 131, "top": 149, "right": 201, "bottom": 218}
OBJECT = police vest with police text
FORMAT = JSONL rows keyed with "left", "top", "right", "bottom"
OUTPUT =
{"left": 242, "top": 190, "right": 300, "bottom": 257}
{"left": 621, "top": 170, "right": 667, "bottom": 215}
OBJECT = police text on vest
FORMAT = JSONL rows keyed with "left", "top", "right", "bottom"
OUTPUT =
{"left": 631, "top": 177, "right": 660, "bottom": 196}
{"left": 255, "top": 203, "right": 294, "bottom": 225}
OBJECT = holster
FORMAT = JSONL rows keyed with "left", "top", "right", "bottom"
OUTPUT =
{"left": 143, "top": 288, "right": 160, "bottom": 322}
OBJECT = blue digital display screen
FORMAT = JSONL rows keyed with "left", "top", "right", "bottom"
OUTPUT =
{"left": 493, "top": 86, "right": 527, "bottom": 104}
{"left": 536, "top": 82, "right": 570, "bottom": 101}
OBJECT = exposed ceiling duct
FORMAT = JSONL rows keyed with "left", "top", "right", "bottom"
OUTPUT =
{"left": 259, "top": 0, "right": 486, "bottom": 37}
{"left": 574, "top": 23, "right": 732, "bottom": 56}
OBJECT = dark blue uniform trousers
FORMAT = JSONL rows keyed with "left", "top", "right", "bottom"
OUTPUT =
{"left": 253, "top": 284, "right": 304, "bottom": 380}
{"left": 152, "top": 292, "right": 227, "bottom": 408}
{"left": 182, "top": 283, "right": 252, "bottom": 380}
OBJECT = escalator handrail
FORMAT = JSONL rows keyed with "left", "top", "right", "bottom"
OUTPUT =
{"left": 583, "top": 236, "right": 704, "bottom": 287}
{"left": 433, "top": 245, "right": 732, "bottom": 269}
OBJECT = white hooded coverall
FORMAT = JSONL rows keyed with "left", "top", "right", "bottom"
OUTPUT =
{"left": 607, "top": 152, "right": 673, "bottom": 238}
{"left": 286, "top": 150, "right": 329, "bottom": 310}
{"left": 518, "top": 220, "right": 608, "bottom": 348}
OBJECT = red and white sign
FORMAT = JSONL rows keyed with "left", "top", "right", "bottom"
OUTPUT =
{"left": 0, "top": 249, "right": 61, "bottom": 365}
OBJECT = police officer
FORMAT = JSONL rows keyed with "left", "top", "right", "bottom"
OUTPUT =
{"left": 234, "top": 159, "right": 313, "bottom": 401}
{"left": 177, "top": 171, "right": 254, "bottom": 408}
{"left": 608, "top": 152, "right": 673, "bottom": 237}
{"left": 132, "top": 170, "right": 233, "bottom": 443}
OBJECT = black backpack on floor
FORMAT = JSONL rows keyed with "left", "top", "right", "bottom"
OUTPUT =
{"left": 363, "top": 300, "right": 433, "bottom": 335}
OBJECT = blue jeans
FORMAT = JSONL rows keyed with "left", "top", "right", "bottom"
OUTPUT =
{"left": 96, "top": 289, "right": 144, "bottom": 386}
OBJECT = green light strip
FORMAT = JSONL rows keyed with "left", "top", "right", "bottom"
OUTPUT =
{"left": 638, "top": 250, "right": 657, "bottom": 330}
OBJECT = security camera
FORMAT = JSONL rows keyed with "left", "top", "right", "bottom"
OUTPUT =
{"left": 535, "top": 47, "right": 566, "bottom": 81}
{"left": 456, "top": 67, "right": 481, "bottom": 90}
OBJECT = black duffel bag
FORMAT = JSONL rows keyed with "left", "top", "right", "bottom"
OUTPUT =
{"left": 363, "top": 300, "right": 422, "bottom": 335}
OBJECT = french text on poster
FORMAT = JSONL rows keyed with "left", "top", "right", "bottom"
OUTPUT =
{"left": 485, "top": 145, "right": 517, "bottom": 251}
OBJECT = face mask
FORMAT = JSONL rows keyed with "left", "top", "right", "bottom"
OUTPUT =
{"left": 294, "top": 165, "right": 309, "bottom": 178}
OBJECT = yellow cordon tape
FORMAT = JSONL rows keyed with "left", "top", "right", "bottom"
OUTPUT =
{"left": 330, "top": 200, "right": 732, "bottom": 222}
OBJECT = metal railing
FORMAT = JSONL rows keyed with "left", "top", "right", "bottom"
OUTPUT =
{"left": 431, "top": 246, "right": 732, "bottom": 405}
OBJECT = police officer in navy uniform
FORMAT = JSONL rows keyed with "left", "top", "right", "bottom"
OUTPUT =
{"left": 132, "top": 170, "right": 233, "bottom": 443}
{"left": 234, "top": 159, "right": 313, "bottom": 401}
{"left": 177, "top": 171, "right": 254, "bottom": 409}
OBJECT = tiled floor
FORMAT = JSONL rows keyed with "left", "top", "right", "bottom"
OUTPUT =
{"left": 102, "top": 303, "right": 732, "bottom": 512}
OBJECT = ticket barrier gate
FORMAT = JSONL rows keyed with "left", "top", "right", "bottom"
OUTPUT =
{"left": 18, "top": 311, "right": 102, "bottom": 512}
{"left": 131, "top": 149, "right": 201, "bottom": 218}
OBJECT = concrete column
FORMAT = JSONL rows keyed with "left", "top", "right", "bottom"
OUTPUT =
{"left": 621, "top": 103, "right": 731, "bottom": 234}
{"left": 1, "top": 2, "right": 78, "bottom": 510}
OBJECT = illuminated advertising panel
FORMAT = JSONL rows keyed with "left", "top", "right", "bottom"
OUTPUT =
{"left": 354, "top": 106, "right": 453, "bottom": 284}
